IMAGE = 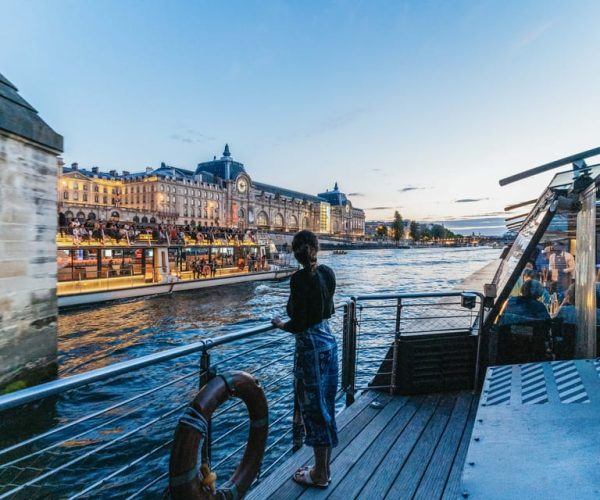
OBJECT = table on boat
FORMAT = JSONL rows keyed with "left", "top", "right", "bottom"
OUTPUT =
{"left": 461, "top": 359, "right": 600, "bottom": 499}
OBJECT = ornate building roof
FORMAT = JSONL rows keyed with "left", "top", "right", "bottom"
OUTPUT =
{"left": 195, "top": 144, "right": 246, "bottom": 181}
{"left": 253, "top": 181, "right": 323, "bottom": 204}
{"left": 318, "top": 182, "right": 350, "bottom": 206}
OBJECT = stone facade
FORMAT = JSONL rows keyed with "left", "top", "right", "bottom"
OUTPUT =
{"left": 58, "top": 145, "right": 366, "bottom": 236}
{"left": 0, "top": 73, "right": 63, "bottom": 391}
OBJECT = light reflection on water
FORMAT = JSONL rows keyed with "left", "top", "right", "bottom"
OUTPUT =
{"left": 47, "top": 247, "right": 500, "bottom": 496}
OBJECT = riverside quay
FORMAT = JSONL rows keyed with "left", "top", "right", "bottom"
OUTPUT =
{"left": 58, "top": 144, "right": 366, "bottom": 236}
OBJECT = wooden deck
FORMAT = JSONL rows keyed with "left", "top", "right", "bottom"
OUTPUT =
{"left": 248, "top": 390, "right": 478, "bottom": 500}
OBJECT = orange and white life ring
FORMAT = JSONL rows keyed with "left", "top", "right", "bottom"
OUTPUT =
{"left": 169, "top": 371, "right": 269, "bottom": 499}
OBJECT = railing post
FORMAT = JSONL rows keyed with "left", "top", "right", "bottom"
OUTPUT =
{"left": 342, "top": 299, "right": 357, "bottom": 406}
{"left": 473, "top": 297, "right": 485, "bottom": 392}
{"left": 199, "top": 348, "right": 214, "bottom": 464}
{"left": 390, "top": 298, "right": 402, "bottom": 395}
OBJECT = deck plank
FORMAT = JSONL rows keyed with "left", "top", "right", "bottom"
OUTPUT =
{"left": 247, "top": 391, "right": 379, "bottom": 500}
{"left": 356, "top": 393, "right": 441, "bottom": 499}
{"left": 249, "top": 390, "right": 477, "bottom": 500}
{"left": 299, "top": 395, "right": 410, "bottom": 499}
{"left": 271, "top": 394, "right": 393, "bottom": 500}
{"left": 384, "top": 393, "right": 457, "bottom": 499}
{"left": 440, "top": 395, "right": 479, "bottom": 500}
{"left": 413, "top": 392, "right": 473, "bottom": 500}
{"left": 326, "top": 395, "right": 424, "bottom": 500}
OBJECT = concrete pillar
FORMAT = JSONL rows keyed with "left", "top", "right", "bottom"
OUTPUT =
{"left": 0, "top": 73, "right": 63, "bottom": 392}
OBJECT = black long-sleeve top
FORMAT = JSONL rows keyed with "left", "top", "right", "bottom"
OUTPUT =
{"left": 283, "top": 265, "right": 336, "bottom": 333}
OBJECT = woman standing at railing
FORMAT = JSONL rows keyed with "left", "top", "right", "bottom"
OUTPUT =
{"left": 272, "top": 230, "right": 338, "bottom": 489}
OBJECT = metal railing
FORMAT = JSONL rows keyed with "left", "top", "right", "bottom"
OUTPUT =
{"left": 341, "top": 291, "right": 485, "bottom": 405}
{"left": 0, "top": 309, "right": 345, "bottom": 498}
{"left": 0, "top": 291, "right": 483, "bottom": 498}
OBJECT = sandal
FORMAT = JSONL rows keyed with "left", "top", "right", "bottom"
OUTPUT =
{"left": 292, "top": 466, "right": 329, "bottom": 489}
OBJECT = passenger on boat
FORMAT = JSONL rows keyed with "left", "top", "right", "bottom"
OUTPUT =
{"left": 548, "top": 241, "right": 575, "bottom": 299}
{"left": 498, "top": 279, "right": 552, "bottom": 363}
{"left": 554, "top": 284, "right": 576, "bottom": 325}
{"left": 499, "top": 279, "right": 550, "bottom": 326}
{"left": 191, "top": 259, "right": 200, "bottom": 279}
{"left": 271, "top": 230, "right": 338, "bottom": 489}
{"left": 510, "top": 262, "right": 534, "bottom": 297}
{"left": 535, "top": 245, "right": 550, "bottom": 283}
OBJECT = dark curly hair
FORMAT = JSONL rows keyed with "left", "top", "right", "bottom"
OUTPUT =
{"left": 292, "top": 230, "right": 319, "bottom": 272}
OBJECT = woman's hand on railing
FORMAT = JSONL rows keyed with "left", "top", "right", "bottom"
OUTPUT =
{"left": 271, "top": 318, "right": 285, "bottom": 329}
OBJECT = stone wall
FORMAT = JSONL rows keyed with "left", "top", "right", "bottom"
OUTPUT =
{"left": 0, "top": 133, "right": 59, "bottom": 390}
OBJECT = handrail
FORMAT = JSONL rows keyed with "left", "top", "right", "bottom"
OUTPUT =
{"left": 342, "top": 290, "right": 486, "bottom": 400}
{"left": 0, "top": 322, "right": 276, "bottom": 412}
{"left": 351, "top": 291, "right": 484, "bottom": 301}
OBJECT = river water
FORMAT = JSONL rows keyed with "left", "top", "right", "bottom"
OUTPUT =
{"left": 2, "top": 247, "right": 500, "bottom": 498}
{"left": 58, "top": 247, "right": 499, "bottom": 376}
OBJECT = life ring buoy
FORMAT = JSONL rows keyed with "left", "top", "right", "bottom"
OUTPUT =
{"left": 169, "top": 371, "right": 269, "bottom": 499}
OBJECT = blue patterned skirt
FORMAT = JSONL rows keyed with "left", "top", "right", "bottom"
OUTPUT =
{"left": 293, "top": 320, "right": 339, "bottom": 448}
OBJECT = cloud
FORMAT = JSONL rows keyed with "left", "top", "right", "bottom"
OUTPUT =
{"left": 431, "top": 216, "right": 509, "bottom": 236}
{"left": 365, "top": 206, "right": 402, "bottom": 211}
{"left": 347, "top": 192, "right": 365, "bottom": 197}
{"left": 398, "top": 186, "right": 425, "bottom": 192}
{"left": 513, "top": 20, "right": 556, "bottom": 51}
{"left": 170, "top": 130, "right": 215, "bottom": 144}
{"left": 320, "top": 109, "right": 362, "bottom": 132}
{"left": 454, "top": 198, "right": 489, "bottom": 203}
{"left": 371, "top": 168, "right": 382, "bottom": 172}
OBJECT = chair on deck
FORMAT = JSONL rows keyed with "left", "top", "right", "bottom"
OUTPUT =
{"left": 496, "top": 319, "right": 552, "bottom": 364}
{"left": 551, "top": 318, "right": 576, "bottom": 360}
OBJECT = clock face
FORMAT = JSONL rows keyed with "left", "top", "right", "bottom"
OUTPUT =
{"left": 345, "top": 204, "right": 350, "bottom": 213}
{"left": 237, "top": 178, "right": 248, "bottom": 193}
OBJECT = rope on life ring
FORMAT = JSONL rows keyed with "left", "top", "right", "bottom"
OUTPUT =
{"left": 169, "top": 371, "right": 269, "bottom": 499}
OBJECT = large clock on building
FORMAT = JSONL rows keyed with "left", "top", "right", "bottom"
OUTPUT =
{"left": 236, "top": 178, "right": 248, "bottom": 193}
{"left": 345, "top": 203, "right": 350, "bottom": 213}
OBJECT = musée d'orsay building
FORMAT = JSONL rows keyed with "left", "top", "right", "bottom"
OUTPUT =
{"left": 58, "top": 145, "right": 366, "bottom": 237}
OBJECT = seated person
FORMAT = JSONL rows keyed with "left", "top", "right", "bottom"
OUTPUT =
{"left": 499, "top": 279, "right": 550, "bottom": 326}
{"left": 552, "top": 284, "right": 577, "bottom": 359}
{"left": 498, "top": 279, "right": 551, "bottom": 363}
{"left": 510, "top": 262, "right": 534, "bottom": 297}
{"left": 554, "top": 284, "right": 576, "bottom": 325}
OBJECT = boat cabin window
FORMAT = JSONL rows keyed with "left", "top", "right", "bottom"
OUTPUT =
{"left": 181, "top": 247, "right": 210, "bottom": 272}
{"left": 57, "top": 249, "right": 99, "bottom": 281}
{"left": 100, "top": 249, "right": 145, "bottom": 278}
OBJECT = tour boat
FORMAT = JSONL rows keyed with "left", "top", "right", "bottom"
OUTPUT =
{"left": 56, "top": 234, "right": 296, "bottom": 308}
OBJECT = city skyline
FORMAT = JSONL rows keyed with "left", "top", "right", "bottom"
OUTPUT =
{"left": 3, "top": 0, "right": 600, "bottom": 235}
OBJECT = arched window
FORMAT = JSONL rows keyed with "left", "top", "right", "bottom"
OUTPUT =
{"left": 274, "top": 213, "right": 284, "bottom": 227}
{"left": 302, "top": 217, "right": 310, "bottom": 229}
{"left": 238, "top": 207, "right": 245, "bottom": 219}
{"left": 149, "top": 217, "right": 156, "bottom": 224}
{"left": 257, "top": 211, "right": 269, "bottom": 227}
{"left": 65, "top": 211, "right": 74, "bottom": 221}
{"left": 288, "top": 214, "right": 298, "bottom": 228}
{"left": 76, "top": 211, "right": 85, "bottom": 222}
{"left": 141, "top": 216, "right": 149, "bottom": 224}
{"left": 87, "top": 212, "right": 97, "bottom": 221}
{"left": 133, "top": 216, "right": 140, "bottom": 223}
{"left": 111, "top": 211, "right": 120, "bottom": 220}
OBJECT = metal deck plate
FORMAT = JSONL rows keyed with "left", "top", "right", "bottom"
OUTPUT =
{"left": 461, "top": 359, "right": 600, "bottom": 500}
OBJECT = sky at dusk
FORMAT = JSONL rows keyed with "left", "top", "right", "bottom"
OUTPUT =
{"left": 3, "top": 0, "right": 600, "bottom": 235}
